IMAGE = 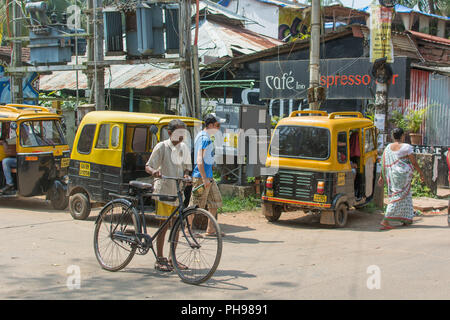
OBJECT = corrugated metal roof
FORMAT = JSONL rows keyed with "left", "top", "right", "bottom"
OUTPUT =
{"left": 407, "top": 30, "right": 450, "bottom": 46}
{"left": 0, "top": 46, "right": 31, "bottom": 64}
{"left": 39, "top": 62, "right": 180, "bottom": 91}
{"left": 198, "top": 19, "right": 283, "bottom": 60}
{"left": 360, "top": 4, "right": 450, "bottom": 21}
{"left": 39, "top": 19, "right": 281, "bottom": 91}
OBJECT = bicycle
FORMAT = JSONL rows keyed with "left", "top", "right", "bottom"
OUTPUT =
{"left": 93, "top": 176, "right": 223, "bottom": 285}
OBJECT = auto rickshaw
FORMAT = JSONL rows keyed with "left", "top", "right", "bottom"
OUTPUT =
{"left": 68, "top": 111, "right": 201, "bottom": 220}
{"left": 0, "top": 104, "right": 70, "bottom": 209}
{"left": 262, "top": 110, "right": 378, "bottom": 227}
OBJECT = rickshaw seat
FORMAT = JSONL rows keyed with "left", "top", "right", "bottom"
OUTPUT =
{"left": 129, "top": 181, "right": 153, "bottom": 191}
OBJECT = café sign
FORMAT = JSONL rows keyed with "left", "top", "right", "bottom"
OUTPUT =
{"left": 259, "top": 57, "right": 410, "bottom": 100}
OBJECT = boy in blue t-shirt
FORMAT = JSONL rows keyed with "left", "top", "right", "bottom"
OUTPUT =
{"left": 190, "top": 114, "right": 224, "bottom": 236}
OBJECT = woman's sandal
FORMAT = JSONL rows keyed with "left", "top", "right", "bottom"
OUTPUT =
{"left": 155, "top": 257, "right": 173, "bottom": 272}
{"left": 379, "top": 223, "right": 394, "bottom": 231}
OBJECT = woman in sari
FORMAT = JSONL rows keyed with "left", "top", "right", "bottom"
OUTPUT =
{"left": 378, "top": 128, "right": 425, "bottom": 230}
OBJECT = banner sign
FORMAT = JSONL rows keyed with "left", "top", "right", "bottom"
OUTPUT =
{"left": 370, "top": 4, "right": 394, "bottom": 63}
{"left": 0, "top": 65, "right": 39, "bottom": 104}
{"left": 259, "top": 57, "right": 410, "bottom": 100}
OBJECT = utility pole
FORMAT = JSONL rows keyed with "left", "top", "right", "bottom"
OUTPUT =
{"left": 10, "top": 0, "right": 23, "bottom": 104}
{"left": 93, "top": 0, "right": 105, "bottom": 110}
{"left": 308, "top": 0, "right": 321, "bottom": 110}
{"left": 371, "top": 0, "right": 397, "bottom": 208}
{"left": 86, "top": 0, "right": 105, "bottom": 110}
{"left": 178, "top": 0, "right": 194, "bottom": 117}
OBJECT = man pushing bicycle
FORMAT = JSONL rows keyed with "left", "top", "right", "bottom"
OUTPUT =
{"left": 145, "top": 119, "right": 191, "bottom": 272}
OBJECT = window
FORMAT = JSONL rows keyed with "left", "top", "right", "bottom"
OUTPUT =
{"left": 77, "top": 124, "right": 96, "bottom": 154}
{"left": 269, "top": 126, "right": 330, "bottom": 160}
{"left": 111, "top": 125, "right": 121, "bottom": 148}
{"left": 95, "top": 124, "right": 110, "bottom": 149}
{"left": 337, "top": 132, "right": 348, "bottom": 164}
{"left": 132, "top": 127, "right": 148, "bottom": 153}
{"left": 364, "top": 128, "right": 376, "bottom": 153}
{"left": 161, "top": 126, "right": 169, "bottom": 141}
{"left": 20, "top": 120, "right": 66, "bottom": 147}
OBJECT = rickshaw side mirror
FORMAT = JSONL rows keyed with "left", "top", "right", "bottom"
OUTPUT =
{"left": 150, "top": 125, "right": 158, "bottom": 135}
{"left": 10, "top": 122, "right": 17, "bottom": 130}
{"left": 61, "top": 118, "right": 67, "bottom": 135}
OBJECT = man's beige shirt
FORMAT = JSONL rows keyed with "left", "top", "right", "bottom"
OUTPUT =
{"left": 146, "top": 139, "right": 192, "bottom": 206}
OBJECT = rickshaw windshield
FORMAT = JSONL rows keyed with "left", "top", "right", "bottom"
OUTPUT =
{"left": 20, "top": 120, "right": 66, "bottom": 147}
{"left": 270, "top": 125, "right": 330, "bottom": 160}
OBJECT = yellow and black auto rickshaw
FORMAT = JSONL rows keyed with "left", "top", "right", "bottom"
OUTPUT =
{"left": 68, "top": 111, "right": 201, "bottom": 220}
{"left": 262, "top": 110, "right": 378, "bottom": 227}
{"left": 0, "top": 104, "right": 70, "bottom": 209}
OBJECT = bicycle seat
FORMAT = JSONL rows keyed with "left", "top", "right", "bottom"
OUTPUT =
{"left": 129, "top": 181, "right": 153, "bottom": 190}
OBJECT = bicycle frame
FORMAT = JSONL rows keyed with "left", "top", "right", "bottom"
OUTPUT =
{"left": 108, "top": 177, "right": 201, "bottom": 255}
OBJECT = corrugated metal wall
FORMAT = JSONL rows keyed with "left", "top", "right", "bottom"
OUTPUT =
{"left": 390, "top": 69, "right": 449, "bottom": 147}
{"left": 392, "top": 69, "right": 430, "bottom": 112}
{"left": 425, "top": 73, "right": 450, "bottom": 146}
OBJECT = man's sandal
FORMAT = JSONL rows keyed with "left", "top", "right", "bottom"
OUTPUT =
{"left": 168, "top": 260, "right": 189, "bottom": 270}
{"left": 155, "top": 257, "right": 173, "bottom": 272}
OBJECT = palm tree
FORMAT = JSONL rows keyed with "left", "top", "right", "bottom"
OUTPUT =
{"left": 397, "top": 0, "right": 449, "bottom": 16}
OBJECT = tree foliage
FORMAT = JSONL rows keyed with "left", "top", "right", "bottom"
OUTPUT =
{"left": 396, "top": 0, "right": 449, "bottom": 16}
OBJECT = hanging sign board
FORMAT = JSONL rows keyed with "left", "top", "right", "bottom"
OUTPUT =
{"left": 259, "top": 57, "right": 410, "bottom": 100}
{"left": 370, "top": 4, "right": 394, "bottom": 63}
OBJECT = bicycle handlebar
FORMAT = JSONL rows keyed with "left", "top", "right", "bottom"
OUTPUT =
{"left": 161, "top": 175, "right": 193, "bottom": 183}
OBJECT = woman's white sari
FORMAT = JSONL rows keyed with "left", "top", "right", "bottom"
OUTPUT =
{"left": 381, "top": 143, "right": 415, "bottom": 223}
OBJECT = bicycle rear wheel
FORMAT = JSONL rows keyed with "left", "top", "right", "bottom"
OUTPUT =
{"left": 169, "top": 208, "right": 222, "bottom": 285}
{"left": 94, "top": 200, "right": 138, "bottom": 272}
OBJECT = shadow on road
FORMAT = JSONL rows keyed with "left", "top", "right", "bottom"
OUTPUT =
{"left": 0, "top": 196, "right": 67, "bottom": 213}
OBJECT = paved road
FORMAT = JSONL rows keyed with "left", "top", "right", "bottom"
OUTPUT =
{"left": 1, "top": 197, "right": 449, "bottom": 300}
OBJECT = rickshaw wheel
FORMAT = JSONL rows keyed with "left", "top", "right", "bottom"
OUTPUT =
{"left": 334, "top": 203, "right": 348, "bottom": 228}
{"left": 263, "top": 202, "right": 282, "bottom": 222}
{"left": 69, "top": 193, "right": 91, "bottom": 220}
{"left": 50, "top": 188, "right": 69, "bottom": 210}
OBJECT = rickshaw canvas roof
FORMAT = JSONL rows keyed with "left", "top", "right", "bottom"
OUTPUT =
{"left": 279, "top": 115, "right": 373, "bottom": 130}
{"left": 0, "top": 105, "right": 61, "bottom": 121}
{"left": 81, "top": 111, "right": 201, "bottom": 125}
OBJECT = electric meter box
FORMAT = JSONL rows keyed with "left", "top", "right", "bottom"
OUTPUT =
{"left": 215, "top": 104, "right": 271, "bottom": 180}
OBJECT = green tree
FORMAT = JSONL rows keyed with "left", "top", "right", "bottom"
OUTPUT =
{"left": 396, "top": 0, "right": 449, "bottom": 16}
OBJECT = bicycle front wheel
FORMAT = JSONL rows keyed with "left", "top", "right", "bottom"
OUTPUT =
{"left": 169, "top": 208, "right": 222, "bottom": 285}
{"left": 94, "top": 200, "right": 138, "bottom": 272}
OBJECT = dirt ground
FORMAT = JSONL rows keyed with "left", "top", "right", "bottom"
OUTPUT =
{"left": 1, "top": 196, "right": 450, "bottom": 300}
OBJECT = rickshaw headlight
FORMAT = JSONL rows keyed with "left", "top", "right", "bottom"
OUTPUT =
{"left": 317, "top": 181, "right": 325, "bottom": 194}
{"left": 265, "top": 176, "right": 274, "bottom": 189}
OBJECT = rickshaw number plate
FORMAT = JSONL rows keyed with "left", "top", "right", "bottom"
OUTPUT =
{"left": 79, "top": 162, "right": 90, "bottom": 176}
{"left": 61, "top": 158, "right": 70, "bottom": 168}
{"left": 313, "top": 194, "right": 327, "bottom": 203}
{"left": 337, "top": 173, "right": 346, "bottom": 186}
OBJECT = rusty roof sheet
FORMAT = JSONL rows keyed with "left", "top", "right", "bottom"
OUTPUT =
{"left": 0, "top": 46, "right": 31, "bottom": 64}
{"left": 407, "top": 30, "right": 450, "bottom": 46}
{"left": 39, "top": 63, "right": 180, "bottom": 91}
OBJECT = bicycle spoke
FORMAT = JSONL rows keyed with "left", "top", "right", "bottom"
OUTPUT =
{"left": 94, "top": 201, "right": 137, "bottom": 272}
{"left": 170, "top": 209, "right": 222, "bottom": 285}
